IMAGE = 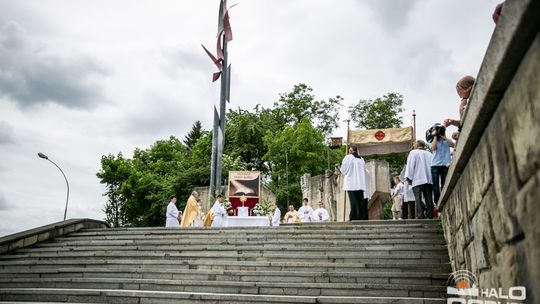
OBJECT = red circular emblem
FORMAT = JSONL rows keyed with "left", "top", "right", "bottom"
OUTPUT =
{"left": 374, "top": 130, "right": 385, "bottom": 141}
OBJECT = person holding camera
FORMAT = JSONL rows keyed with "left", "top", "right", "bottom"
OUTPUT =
{"left": 430, "top": 124, "right": 455, "bottom": 206}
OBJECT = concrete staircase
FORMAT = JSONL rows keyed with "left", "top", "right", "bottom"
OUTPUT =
{"left": 0, "top": 220, "right": 450, "bottom": 303}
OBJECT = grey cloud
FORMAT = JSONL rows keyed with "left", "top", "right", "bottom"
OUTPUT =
{"left": 0, "top": 21, "right": 107, "bottom": 109}
{"left": 393, "top": 37, "right": 455, "bottom": 90}
{"left": 0, "top": 193, "right": 10, "bottom": 211}
{"left": 367, "top": 0, "right": 418, "bottom": 33}
{"left": 161, "top": 47, "right": 210, "bottom": 77}
{"left": 0, "top": 121, "right": 15, "bottom": 144}
{"left": 120, "top": 92, "right": 197, "bottom": 137}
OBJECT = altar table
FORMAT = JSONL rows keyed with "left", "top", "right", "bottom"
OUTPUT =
{"left": 222, "top": 216, "right": 270, "bottom": 227}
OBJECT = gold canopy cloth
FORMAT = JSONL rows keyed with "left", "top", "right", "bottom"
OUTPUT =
{"left": 349, "top": 127, "right": 413, "bottom": 156}
{"left": 180, "top": 195, "right": 199, "bottom": 227}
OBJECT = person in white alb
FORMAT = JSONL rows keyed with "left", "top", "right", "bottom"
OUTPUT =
{"left": 165, "top": 195, "right": 180, "bottom": 228}
{"left": 271, "top": 202, "right": 281, "bottom": 227}
{"left": 401, "top": 178, "right": 416, "bottom": 219}
{"left": 405, "top": 140, "right": 434, "bottom": 219}
{"left": 312, "top": 201, "right": 330, "bottom": 222}
{"left": 340, "top": 145, "right": 368, "bottom": 221}
{"left": 298, "top": 198, "right": 314, "bottom": 223}
{"left": 211, "top": 194, "right": 227, "bottom": 228}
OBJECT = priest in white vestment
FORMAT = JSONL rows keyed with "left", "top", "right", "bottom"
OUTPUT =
{"left": 165, "top": 195, "right": 180, "bottom": 228}
{"left": 298, "top": 198, "right": 314, "bottom": 223}
{"left": 211, "top": 194, "right": 227, "bottom": 228}
{"left": 312, "top": 201, "right": 330, "bottom": 222}
{"left": 405, "top": 140, "right": 434, "bottom": 219}
{"left": 271, "top": 202, "right": 281, "bottom": 227}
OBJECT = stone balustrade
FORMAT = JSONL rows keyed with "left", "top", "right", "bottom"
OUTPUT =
{"left": 439, "top": 0, "right": 539, "bottom": 301}
{"left": 0, "top": 218, "right": 109, "bottom": 254}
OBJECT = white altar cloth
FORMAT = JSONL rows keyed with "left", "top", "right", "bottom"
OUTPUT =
{"left": 223, "top": 216, "right": 270, "bottom": 227}
{"left": 237, "top": 207, "right": 249, "bottom": 217}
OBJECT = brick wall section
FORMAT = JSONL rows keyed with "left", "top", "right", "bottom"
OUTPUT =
{"left": 438, "top": 0, "right": 539, "bottom": 302}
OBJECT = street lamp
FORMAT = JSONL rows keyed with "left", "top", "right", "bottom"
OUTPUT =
{"left": 38, "top": 152, "right": 70, "bottom": 221}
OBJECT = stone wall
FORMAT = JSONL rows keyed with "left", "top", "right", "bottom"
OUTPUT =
{"left": 0, "top": 218, "right": 110, "bottom": 254}
{"left": 439, "top": 0, "right": 539, "bottom": 302}
{"left": 302, "top": 159, "right": 391, "bottom": 222}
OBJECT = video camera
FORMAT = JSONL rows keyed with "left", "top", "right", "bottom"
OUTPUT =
{"left": 425, "top": 123, "right": 446, "bottom": 143}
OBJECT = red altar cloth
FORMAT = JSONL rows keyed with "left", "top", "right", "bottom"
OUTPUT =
{"left": 229, "top": 197, "right": 259, "bottom": 216}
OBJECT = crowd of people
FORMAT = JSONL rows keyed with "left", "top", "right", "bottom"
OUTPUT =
{"left": 165, "top": 191, "right": 331, "bottom": 228}
{"left": 165, "top": 72, "right": 476, "bottom": 225}
{"left": 165, "top": 2, "right": 504, "bottom": 227}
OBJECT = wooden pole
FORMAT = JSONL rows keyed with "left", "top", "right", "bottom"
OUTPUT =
{"left": 412, "top": 110, "right": 416, "bottom": 143}
{"left": 343, "top": 119, "right": 350, "bottom": 222}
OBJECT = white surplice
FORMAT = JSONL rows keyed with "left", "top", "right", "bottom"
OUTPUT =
{"left": 298, "top": 205, "right": 314, "bottom": 223}
{"left": 272, "top": 208, "right": 281, "bottom": 227}
{"left": 312, "top": 208, "right": 330, "bottom": 222}
{"left": 340, "top": 154, "right": 367, "bottom": 191}
{"left": 211, "top": 201, "right": 227, "bottom": 228}
{"left": 403, "top": 179, "right": 415, "bottom": 202}
{"left": 404, "top": 149, "right": 433, "bottom": 187}
{"left": 165, "top": 202, "right": 180, "bottom": 228}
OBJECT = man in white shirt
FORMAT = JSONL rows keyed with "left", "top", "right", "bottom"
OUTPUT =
{"left": 298, "top": 198, "right": 314, "bottom": 223}
{"left": 165, "top": 195, "right": 180, "bottom": 228}
{"left": 211, "top": 194, "right": 227, "bottom": 228}
{"left": 405, "top": 140, "right": 434, "bottom": 219}
{"left": 271, "top": 202, "right": 281, "bottom": 227}
{"left": 340, "top": 145, "right": 368, "bottom": 220}
{"left": 312, "top": 201, "right": 330, "bottom": 222}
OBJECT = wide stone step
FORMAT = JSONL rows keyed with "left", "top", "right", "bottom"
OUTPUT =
{"left": 78, "top": 221, "right": 441, "bottom": 232}
{"left": 0, "top": 267, "right": 448, "bottom": 284}
{"left": 0, "top": 258, "right": 451, "bottom": 274}
{"left": 0, "top": 250, "right": 449, "bottom": 264}
{"left": 0, "top": 277, "right": 446, "bottom": 298}
{"left": 22, "top": 244, "right": 449, "bottom": 254}
{"left": 74, "top": 227, "right": 444, "bottom": 235}
{"left": 46, "top": 237, "right": 447, "bottom": 247}
{"left": 0, "top": 288, "right": 445, "bottom": 303}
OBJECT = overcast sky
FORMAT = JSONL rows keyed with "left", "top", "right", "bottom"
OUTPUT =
{"left": 0, "top": 0, "right": 499, "bottom": 236}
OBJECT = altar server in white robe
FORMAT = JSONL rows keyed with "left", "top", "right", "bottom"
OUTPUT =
{"left": 340, "top": 145, "right": 368, "bottom": 221}
{"left": 211, "top": 195, "right": 227, "bottom": 228}
{"left": 271, "top": 202, "right": 281, "bottom": 227}
{"left": 298, "top": 198, "right": 314, "bottom": 223}
{"left": 312, "top": 201, "right": 330, "bottom": 222}
{"left": 405, "top": 140, "right": 434, "bottom": 219}
{"left": 165, "top": 195, "right": 180, "bottom": 228}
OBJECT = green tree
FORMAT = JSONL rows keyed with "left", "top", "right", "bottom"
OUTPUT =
{"left": 96, "top": 153, "right": 132, "bottom": 227}
{"left": 263, "top": 119, "right": 329, "bottom": 210}
{"left": 348, "top": 92, "right": 407, "bottom": 177}
{"left": 348, "top": 92, "right": 404, "bottom": 129}
{"left": 225, "top": 107, "right": 269, "bottom": 173}
{"left": 120, "top": 136, "right": 187, "bottom": 226}
{"left": 274, "top": 83, "right": 343, "bottom": 137}
{"left": 184, "top": 120, "right": 203, "bottom": 152}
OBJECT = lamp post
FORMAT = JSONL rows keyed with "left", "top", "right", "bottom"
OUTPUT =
{"left": 38, "top": 152, "right": 70, "bottom": 221}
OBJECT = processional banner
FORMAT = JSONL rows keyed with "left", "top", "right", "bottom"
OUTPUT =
{"left": 349, "top": 127, "right": 413, "bottom": 156}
